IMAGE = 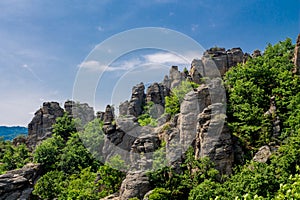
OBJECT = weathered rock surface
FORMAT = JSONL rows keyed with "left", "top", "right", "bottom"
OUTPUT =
{"left": 293, "top": 34, "right": 300, "bottom": 75}
{"left": 119, "top": 101, "right": 130, "bottom": 116}
{"left": 0, "top": 163, "right": 41, "bottom": 200}
{"left": 252, "top": 49, "right": 261, "bottom": 58}
{"left": 130, "top": 133, "right": 160, "bottom": 170}
{"left": 146, "top": 82, "right": 170, "bottom": 106}
{"left": 119, "top": 171, "right": 152, "bottom": 200}
{"left": 64, "top": 100, "right": 95, "bottom": 126}
{"left": 264, "top": 96, "right": 281, "bottom": 138}
{"left": 163, "top": 66, "right": 185, "bottom": 89}
{"left": 195, "top": 103, "right": 234, "bottom": 176}
{"left": 27, "top": 102, "right": 64, "bottom": 149}
{"left": 102, "top": 115, "right": 140, "bottom": 165}
{"left": 190, "top": 59, "right": 204, "bottom": 84}
{"left": 179, "top": 84, "right": 211, "bottom": 153}
{"left": 201, "top": 47, "right": 244, "bottom": 77}
{"left": 253, "top": 145, "right": 272, "bottom": 163}
{"left": 119, "top": 83, "right": 146, "bottom": 117}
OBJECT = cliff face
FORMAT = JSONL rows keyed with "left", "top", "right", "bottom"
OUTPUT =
{"left": 27, "top": 101, "right": 95, "bottom": 150}
{"left": 27, "top": 102, "right": 64, "bottom": 149}
{"left": 22, "top": 45, "right": 245, "bottom": 200}
{"left": 99, "top": 47, "right": 245, "bottom": 199}
{"left": 0, "top": 163, "right": 41, "bottom": 200}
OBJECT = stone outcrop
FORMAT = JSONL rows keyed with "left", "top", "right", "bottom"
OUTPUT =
{"left": 195, "top": 104, "right": 233, "bottom": 176}
{"left": 102, "top": 115, "right": 140, "bottom": 165}
{"left": 293, "top": 34, "right": 300, "bottom": 75}
{"left": 253, "top": 145, "right": 272, "bottom": 163}
{"left": 119, "top": 83, "right": 145, "bottom": 117}
{"left": 64, "top": 100, "right": 95, "bottom": 126}
{"left": 189, "top": 60, "right": 204, "bottom": 84}
{"left": 145, "top": 83, "right": 170, "bottom": 118}
{"left": 119, "top": 171, "right": 152, "bottom": 200}
{"left": 252, "top": 49, "right": 261, "bottom": 58}
{"left": 190, "top": 47, "right": 244, "bottom": 78}
{"left": 145, "top": 82, "right": 169, "bottom": 106}
{"left": 130, "top": 133, "right": 160, "bottom": 170}
{"left": 27, "top": 102, "right": 64, "bottom": 149}
{"left": 163, "top": 66, "right": 185, "bottom": 89}
{"left": 0, "top": 163, "right": 41, "bottom": 200}
{"left": 264, "top": 96, "right": 281, "bottom": 138}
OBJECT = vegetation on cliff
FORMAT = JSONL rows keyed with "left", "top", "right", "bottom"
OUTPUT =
{"left": 1, "top": 38, "right": 300, "bottom": 199}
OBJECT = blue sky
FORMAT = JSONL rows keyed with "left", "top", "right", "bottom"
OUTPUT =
{"left": 0, "top": 0, "right": 299, "bottom": 126}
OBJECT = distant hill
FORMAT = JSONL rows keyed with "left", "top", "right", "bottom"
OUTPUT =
{"left": 0, "top": 126, "right": 28, "bottom": 141}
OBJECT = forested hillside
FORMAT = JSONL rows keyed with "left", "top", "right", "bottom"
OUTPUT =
{"left": 1, "top": 37, "right": 300, "bottom": 199}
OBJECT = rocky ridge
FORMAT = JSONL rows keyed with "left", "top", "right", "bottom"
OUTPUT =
{"left": 0, "top": 163, "right": 41, "bottom": 200}
{"left": 1, "top": 45, "right": 273, "bottom": 199}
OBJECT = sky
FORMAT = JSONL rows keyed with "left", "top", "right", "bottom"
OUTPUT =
{"left": 0, "top": 0, "right": 299, "bottom": 126}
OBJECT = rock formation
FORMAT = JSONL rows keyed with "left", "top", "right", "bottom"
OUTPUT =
{"left": 293, "top": 34, "right": 300, "bottom": 75}
{"left": 196, "top": 104, "right": 233, "bottom": 175}
{"left": 264, "top": 96, "right": 281, "bottom": 138}
{"left": 163, "top": 66, "right": 185, "bottom": 89}
{"left": 119, "top": 171, "right": 152, "bottom": 200}
{"left": 64, "top": 100, "right": 95, "bottom": 126}
{"left": 119, "top": 83, "right": 145, "bottom": 117}
{"left": 253, "top": 145, "right": 272, "bottom": 163}
{"left": 252, "top": 49, "right": 262, "bottom": 58}
{"left": 190, "top": 47, "right": 244, "bottom": 78}
{"left": 27, "top": 102, "right": 64, "bottom": 149}
{"left": 0, "top": 163, "right": 41, "bottom": 200}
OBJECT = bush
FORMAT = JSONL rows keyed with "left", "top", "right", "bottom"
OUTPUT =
{"left": 138, "top": 101, "right": 158, "bottom": 127}
{"left": 0, "top": 143, "right": 30, "bottom": 172}
{"left": 147, "top": 188, "right": 172, "bottom": 200}
{"left": 33, "top": 135, "right": 64, "bottom": 171}
{"left": 33, "top": 170, "right": 66, "bottom": 199}
{"left": 165, "top": 81, "right": 199, "bottom": 116}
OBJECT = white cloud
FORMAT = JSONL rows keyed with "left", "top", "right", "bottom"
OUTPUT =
{"left": 144, "top": 51, "right": 203, "bottom": 65}
{"left": 79, "top": 58, "right": 143, "bottom": 72}
{"left": 143, "top": 52, "right": 193, "bottom": 66}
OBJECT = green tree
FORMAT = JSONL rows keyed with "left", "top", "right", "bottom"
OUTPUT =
{"left": 0, "top": 143, "right": 30, "bottom": 172}
{"left": 138, "top": 101, "right": 158, "bottom": 127}
{"left": 81, "top": 118, "right": 105, "bottom": 161}
{"left": 225, "top": 38, "right": 300, "bottom": 151}
{"left": 52, "top": 112, "right": 77, "bottom": 140}
{"left": 33, "top": 135, "right": 64, "bottom": 172}
{"left": 33, "top": 170, "right": 66, "bottom": 199}
{"left": 58, "top": 132, "right": 98, "bottom": 174}
{"left": 59, "top": 167, "right": 101, "bottom": 200}
{"left": 147, "top": 188, "right": 172, "bottom": 200}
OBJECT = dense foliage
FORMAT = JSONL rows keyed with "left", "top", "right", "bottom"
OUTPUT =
{"left": 32, "top": 115, "right": 125, "bottom": 199}
{"left": 1, "top": 38, "right": 300, "bottom": 199}
{"left": 165, "top": 80, "right": 199, "bottom": 116}
{"left": 0, "top": 138, "right": 30, "bottom": 174}
{"left": 225, "top": 38, "right": 299, "bottom": 150}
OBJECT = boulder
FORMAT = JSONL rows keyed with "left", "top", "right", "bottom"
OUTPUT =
{"left": 119, "top": 171, "right": 152, "bottom": 200}
{"left": 0, "top": 163, "right": 41, "bottom": 200}
{"left": 253, "top": 145, "right": 272, "bottom": 163}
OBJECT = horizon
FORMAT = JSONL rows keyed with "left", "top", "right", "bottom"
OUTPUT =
{"left": 0, "top": 0, "right": 299, "bottom": 126}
